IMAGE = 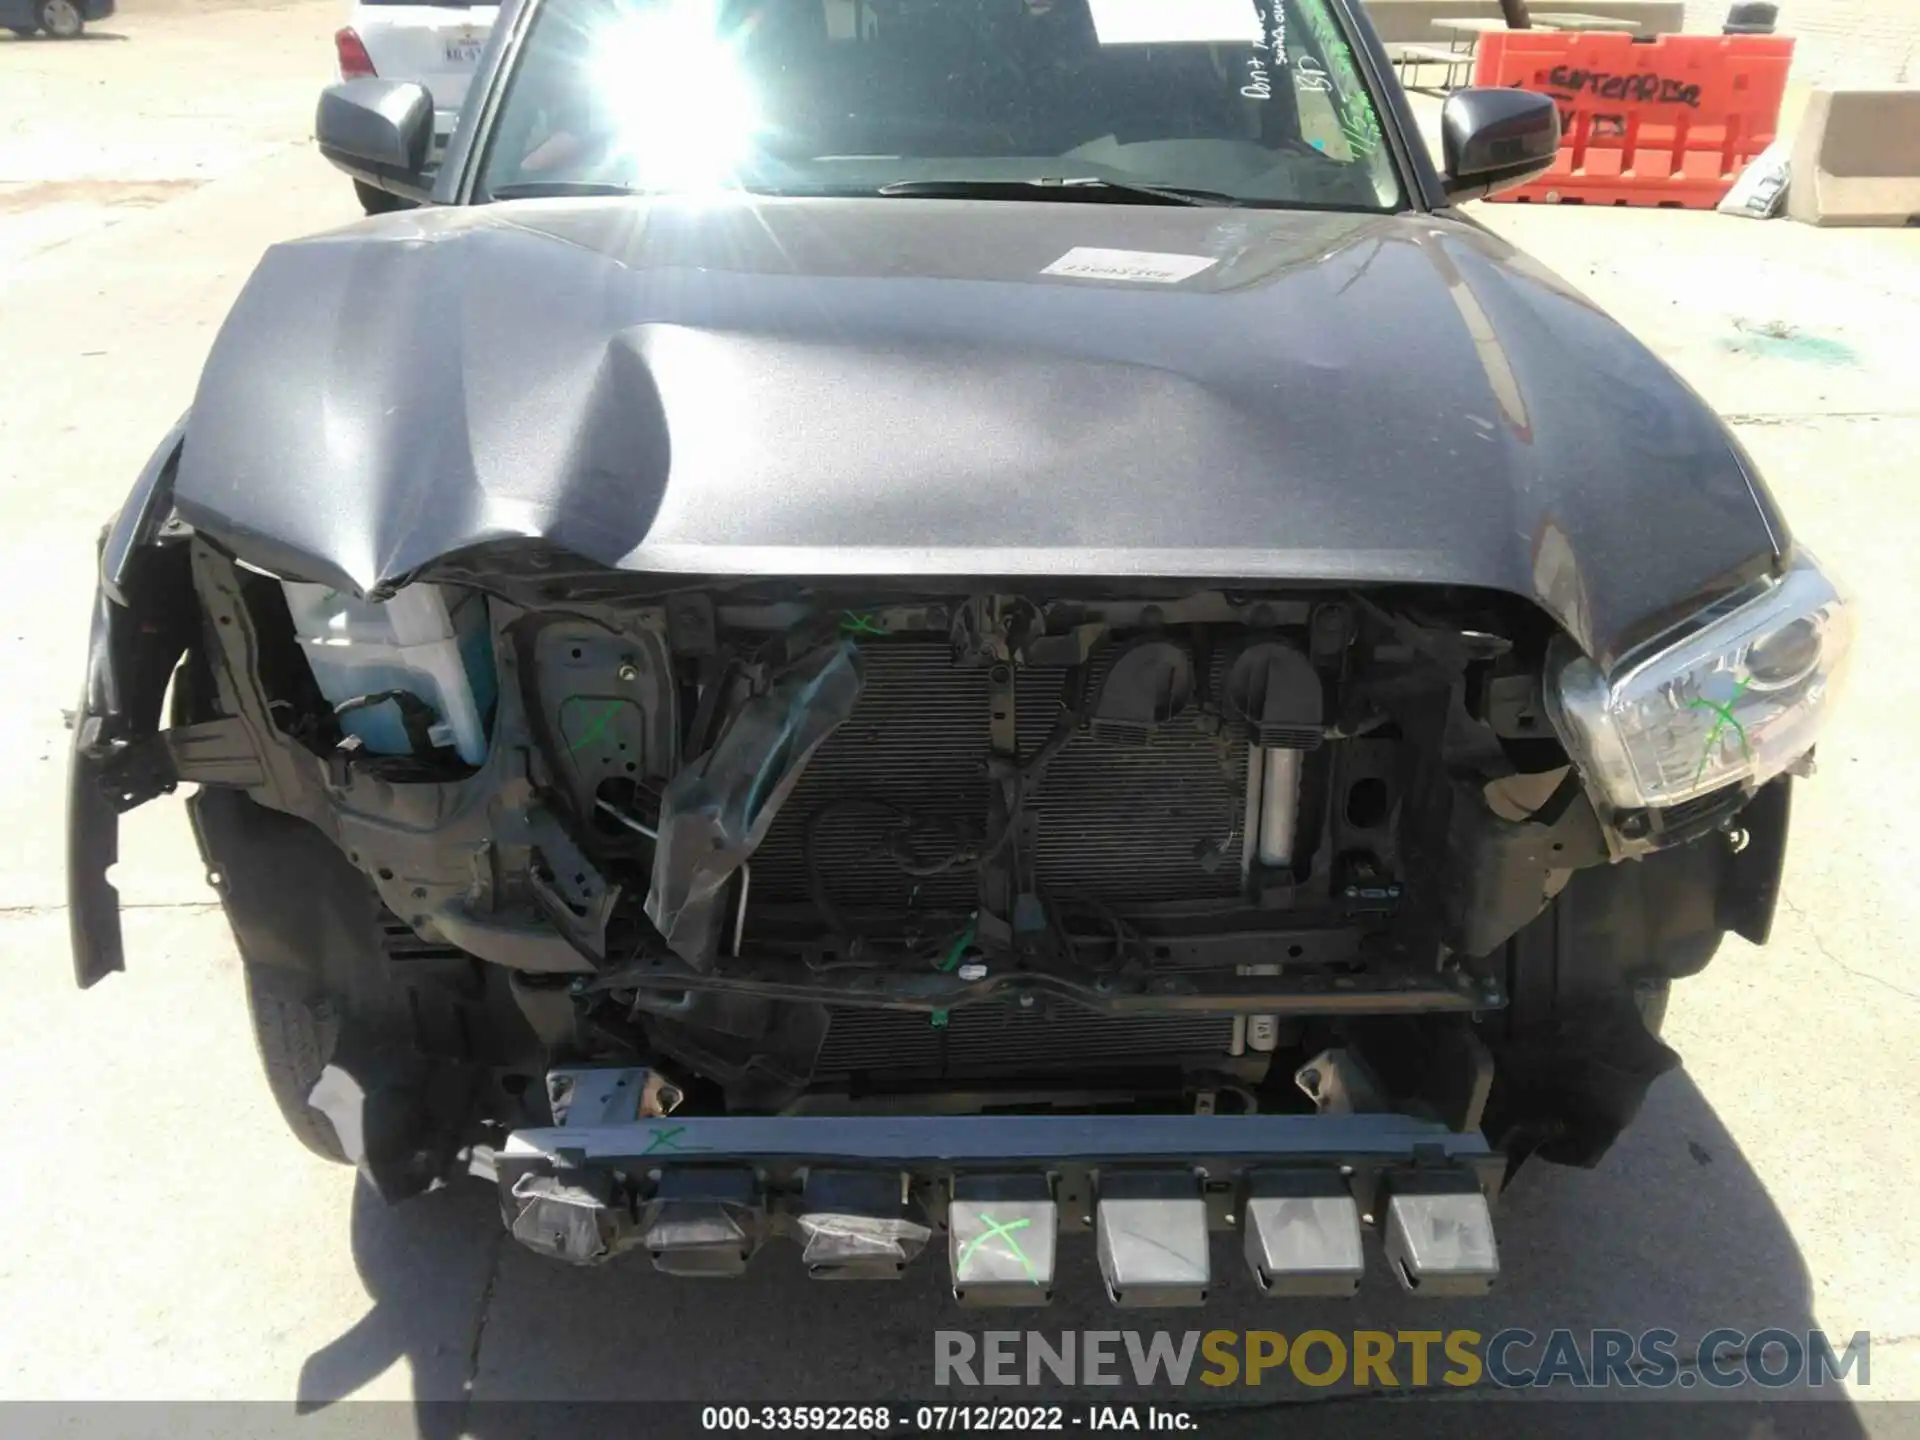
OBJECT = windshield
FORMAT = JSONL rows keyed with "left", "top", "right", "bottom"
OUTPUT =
{"left": 477, "top": 0, "right": 1404, "bottom": 210}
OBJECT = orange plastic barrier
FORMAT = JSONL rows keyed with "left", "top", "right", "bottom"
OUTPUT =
{"left": 1470, "top": 32, "right": 1796, "bottom": 209}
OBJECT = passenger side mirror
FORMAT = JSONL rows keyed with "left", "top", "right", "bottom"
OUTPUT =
{"left": 316, "top": 78, "right": 435, "bottom": 203}
{"left": 1439, "top": 88, "right": 1562, "bottom": 204}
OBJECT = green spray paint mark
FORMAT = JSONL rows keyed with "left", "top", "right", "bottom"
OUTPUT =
{"left": 1725, "top": 320, "right": 1858, "bottom": 369}
{"left": 936, "top": 921, "right": 976, "bottom": 974}
{"left": 840, "top": 612, "right": 887, "bottom": 637}
{"left": 931, "top": 916, "right": 977, "bottom": 1027}
{"left": 1688, "top": 677, "right": 1754, "bottom": 784}
{"left": 639, "top": 1124, "right": 708, "bottom": 1155}
{"left": 1300, "top": 0, "right": 1383, "bottom": 159}
{"left": 956, "top": 1213, "right": 1040, "bottom": 1282}
{"left": 566, "top": 700, "right": 625, "bottom": 752}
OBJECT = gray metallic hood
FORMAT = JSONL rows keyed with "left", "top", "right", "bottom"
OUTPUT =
{"left": 177, "top": 195, "right": 1785, "bottom": 664}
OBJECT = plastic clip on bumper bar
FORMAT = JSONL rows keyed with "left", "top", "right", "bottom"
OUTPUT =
{"left": 493, "top": 1092, "right": 1504, "bottom": 1304}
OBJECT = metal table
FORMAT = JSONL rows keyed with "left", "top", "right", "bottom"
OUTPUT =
{"left": 1529, "top": 12, "right": 1649, "bottom": 31}
{"left": 1390, "top": 20, "right": 1502, "bottom": 91}
{"left": 1431, "top": 17, "right": 1511, "bottom": 49}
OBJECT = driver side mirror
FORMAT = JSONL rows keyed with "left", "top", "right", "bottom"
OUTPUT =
{"left": 317, "top": 78, "right": 435, "bottom": 204}
{"left": 1439, "top": 88, "right": 1562, "bottom": 203}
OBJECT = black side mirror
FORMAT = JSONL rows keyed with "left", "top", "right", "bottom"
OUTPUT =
{"left": 1439, "top": 88, "right": 1563, "bottom": 204}
{"left": 316, "top": 78, "right": 435, "bottom": 202}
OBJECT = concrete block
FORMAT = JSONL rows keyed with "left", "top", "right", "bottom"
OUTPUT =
{"left": 1356, "top": 1, "right": 1685, "bottom": 44}
{"left": 1788, "top": 86, "right": 1920, "bottom": 228}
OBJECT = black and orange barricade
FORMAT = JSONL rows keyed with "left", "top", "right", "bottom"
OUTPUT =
{"left": 1471, "top": 31, "right": 1796, "bottom": 209}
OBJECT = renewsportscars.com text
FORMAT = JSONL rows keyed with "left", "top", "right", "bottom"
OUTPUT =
{"left": 935, "top": 1328, "right": 1871, "bottom": 1390}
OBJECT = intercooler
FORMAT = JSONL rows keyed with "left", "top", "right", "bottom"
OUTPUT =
{"left": 747, "top": 640, "right": 1251, "bottom": 917}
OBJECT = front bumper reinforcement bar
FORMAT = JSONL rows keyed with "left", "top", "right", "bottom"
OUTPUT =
{"left": 493, "top": 1102, "right": 1504, "bottom": 1303}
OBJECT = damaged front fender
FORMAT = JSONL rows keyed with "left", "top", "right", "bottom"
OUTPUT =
{"left": 69, "top": 425, "right": 200, "bottom": 987}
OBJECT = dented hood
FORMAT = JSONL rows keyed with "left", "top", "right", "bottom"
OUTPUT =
{"left": 177, "top": 194, "right": 1784, "bottom": 665}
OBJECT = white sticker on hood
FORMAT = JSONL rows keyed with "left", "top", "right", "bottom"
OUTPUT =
{"left": 1087, "top": 0, "right": 1264, "bottom": 46}
{"left": 1042, "top": 247, "right": 1219, "bottom": 284}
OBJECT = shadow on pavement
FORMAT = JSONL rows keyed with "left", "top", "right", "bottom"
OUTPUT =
{"left": 294, "top": 1179, "right": 501, "bottom": 1423}
{"left": 296, "top": 1067, "right": 1874, "bottom": 1438}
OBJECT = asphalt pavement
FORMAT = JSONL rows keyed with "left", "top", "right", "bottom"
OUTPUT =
{"left": 2, "top": 4, "right": 1917, "bottom": 1433}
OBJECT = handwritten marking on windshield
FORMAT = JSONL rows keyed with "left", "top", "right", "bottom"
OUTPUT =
{"left": 1301, "top": 0, "right": 1382, "bottom": 158}
{"left": 1241, "top": 0, "right": 1290, "bottom": 99}
{"left": 1294, "top": 54, "right": 1333, "bottom": 94}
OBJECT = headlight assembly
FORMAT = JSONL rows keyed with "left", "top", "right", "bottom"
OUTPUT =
{"left": 1546, "top": 550, "right": 1854, "bottom": 812}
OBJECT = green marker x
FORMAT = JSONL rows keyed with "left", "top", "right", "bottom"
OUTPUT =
{"left": 1689, "top": 677, "right": 1754, "bottom": 783}
{"left": 640, "top": 1124, "right": 706, "bottom": 1155}
{"left": 956, "top": 1213, "right": 1040, "bottom": 1282}
{"left": 567, "top": 700, "right": 625, "bottom": 752}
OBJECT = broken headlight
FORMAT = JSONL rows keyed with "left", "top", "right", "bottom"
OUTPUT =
{"left": 1546, "top": 550, "right": 1854, "bottom": 811}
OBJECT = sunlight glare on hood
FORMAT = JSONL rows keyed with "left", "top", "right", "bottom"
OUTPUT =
{"left": 587, "top": 0, "right": 764, "bottom": 190}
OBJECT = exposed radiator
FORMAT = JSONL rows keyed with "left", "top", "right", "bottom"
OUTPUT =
{"left": 748, "top": 641, "right": 1249, "bottom": 918}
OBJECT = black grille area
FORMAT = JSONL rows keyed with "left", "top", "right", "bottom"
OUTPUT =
{"left": 1651, "top": 786, "right": 1746, "bottom": 838}
{"left": 814, "top": 1002, "right": 1237, "bottom": 1078}
{"left": 748, "top": 640, "right": 1249, "bottom": 918}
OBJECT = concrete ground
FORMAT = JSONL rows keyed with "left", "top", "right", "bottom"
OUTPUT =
{"left": 2, "top": 4, "right": 1917, "bottom": 1431}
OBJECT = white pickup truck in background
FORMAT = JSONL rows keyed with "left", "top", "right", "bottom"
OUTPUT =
{"left": 334, "top": 0, "right": 502, "bottom": 211}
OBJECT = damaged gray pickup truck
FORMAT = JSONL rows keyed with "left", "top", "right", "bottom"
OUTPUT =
{"left": 70, "top": 0, "right": 1852, "bottom": 1303}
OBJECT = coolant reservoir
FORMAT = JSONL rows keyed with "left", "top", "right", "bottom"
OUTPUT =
{"left": 281, "top": 582, "right": 496, "bottom": 765}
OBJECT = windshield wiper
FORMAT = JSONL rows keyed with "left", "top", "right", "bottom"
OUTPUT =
{"left": 487, "top": 176, "right": 1249, "bottom": 206}
{"left": 875, "top": 177, "right": 1243, "bottom": 207}
{"left": 488, "top": 180, "right": 643, "bottom": 201}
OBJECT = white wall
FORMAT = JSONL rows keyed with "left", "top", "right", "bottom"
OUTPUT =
{"left": 1683, "top": 0, "right": 1920, "bottom": 85}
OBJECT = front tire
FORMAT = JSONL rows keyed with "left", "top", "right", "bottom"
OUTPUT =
{"left": 37, "top": 0, "right": 83, "bottom": 38}
{"left": 192, "top": 787, "right": 528, "bottom": 1197}
{"left": 244, "top": 965, "right": 350, "bottom": 1163}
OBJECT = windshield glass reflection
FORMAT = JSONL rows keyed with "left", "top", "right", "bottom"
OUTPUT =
{"left": 483, "top": 0, "right": 1404, "bottom": 211}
